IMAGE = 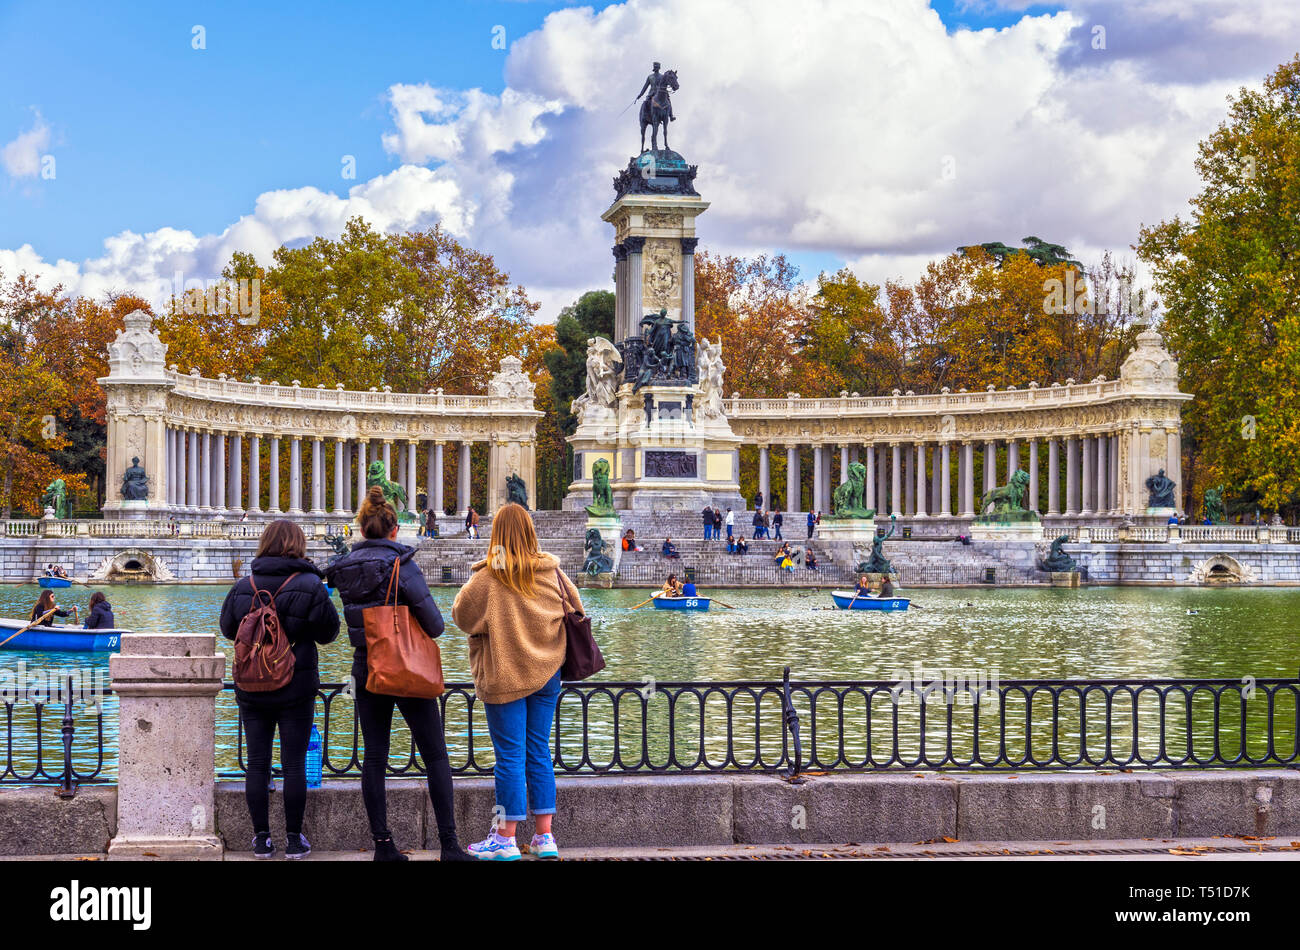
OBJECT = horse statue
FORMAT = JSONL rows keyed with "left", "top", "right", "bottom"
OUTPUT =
{"left": 366, "top": 460, "right": 413, "bottom": 521}
{"left": 582, "top": 528, "right": 615, "bottom": 575}
{"left": 979, "top": 469, "right": 1031, "bottom": 517}
{"left": 832, "top": 461, "right": 875, "bottom": 519}
{"left": 639, "top": 69, "right": 679, "bottom": 153}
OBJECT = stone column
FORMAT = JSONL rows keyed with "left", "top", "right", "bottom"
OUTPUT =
{"left": 1048, "top": 438, "right": 1060, "bottom": 515}
{"left": 891, "top": 443, "right": 902, "bottom": 517}
{"left": 680, "top": 237, "right": 698, "bottom": 332}
{"left": 903, "top": 442, "right": 914, "bottom": 516}
{"left": 865, "top": 444, "right": 876, "bottom": 511}
{"left": 1008, "top": 439, "right": 1020, "bottom": 473}
{"left": 983, "top": 440, "right": 996, "bottom": 494}
{"left": 200, "top": 432, "right": 212, "bottom": 510}
{"left": 1028, "top": 439, "right": 1040, "bottom": 512}
{"left": 1096, "top": 434, "right": 1108, "bottom": 515}
{"left": 1081, "top": 436, "right": 1094, "bottom": 515}
{"left": 107, "top": 633, "right": 225, "bottom": 860}
{"left": 839, "top": 444, "right": 849, "bottom": 485}
{"left": 164, "top": 429, "right": 175, "bottom": 507}
{"left": 914, "top": 444, "right": 928, "bottom": 517}
{"left": 249, "top": 436, "right": 261, "bottom": 514}
{"left": 187, "top": 430, "right": 199, "bottom": 510}
{"left": 309, "top": 438, "right": 324, "bottom": 514}
{"left": 333, "top": 440, "right": 346, "bottom": 515}
{"left": 624, "top": 236, "right": 645, "bottom": 341}
{"left": 230, "top": 434, "right": 243, "bottom": 513}
{"left": 383, "top": 441, "right": 392, "bottom": 478}
{"left": 758, "top": 445, "right": 770, "bottom": 508}
{"left": 1110, "top": 433, "right": 1120, "bottom": 514}
{"left": 458, "top": 441, "right": 471, "bottom": 516}
{"left": 1065, "top": 437, "right": 1079, "bottom": 516}
{"left": 289, "top": 437, "right": 303, "bottom": 514}
{"left": 930, "top": 444, "right": 941, "bottom": 517}
{"left": 407, "top": 439, "right": 418, "bottom": 513}
{"left": 812, "top": 447, "right": 824, "bottom": 516}
{"left": 433, "top": 441, "right": 445, "bottom": 514}
{"left": 961, "top": 441, "right": 975, "bottom": 517}
{"left": 1166, "top": 425, "right": 1182, "bottom": 514}
{"left": 877, "top": 444, "right": 889, "bottom": 515}
{"left": 213, "top": 433, "right": 226, "bottom": 514}
{"left": 786, "top": 446, "right": 799, "bottom": 513}
{"left": 356, "top": 441, "right": 368, "bottom": 506}
{"left": 269, "top": 437, "right": 281, "bottom": 513}
{"left": 940, "top": 442, "right": 952, "bottom": 517}
{"left": 612, "top": 244, "right": 628, "bottom": 339}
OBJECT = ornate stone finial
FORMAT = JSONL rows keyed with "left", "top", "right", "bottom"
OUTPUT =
{"left": 336, "top": 383, "right": 345, "bottom": 390}
{"left": 291, "top": 379, "right": 301, "bottom": 388}
{"left": 986, "top": 384, "right": 996, "bottom": 392}
{"left": 488, "top": 356, "right": 536, "bottom": 405}
{"left": 1120, "top": 326, "right": 1180, "bottom": 392}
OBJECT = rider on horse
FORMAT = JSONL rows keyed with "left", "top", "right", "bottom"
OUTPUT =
{"left": 637, "top": 62, "right": 676, "bottom": 122}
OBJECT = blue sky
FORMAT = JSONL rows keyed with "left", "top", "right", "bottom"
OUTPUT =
{"left": 1, "top": 0, "right": 1291, "bottom": 317}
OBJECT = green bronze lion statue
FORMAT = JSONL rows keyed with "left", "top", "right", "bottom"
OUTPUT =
{"left": 979, "top": 468, "right": 1031, "bottom": 517}
{"left": 365, "top": 460, "right": 416, "bottom": 522}
{"left": 832, "top": 460, "right": 875, "bottom": 519}
{"left": 585, "top": 457, "right": 614, "bottom": 516}
{"left": 41, "top": 479, "right": 69, "bottom": 519}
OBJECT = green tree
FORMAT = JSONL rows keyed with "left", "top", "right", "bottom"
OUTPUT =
{"left": 1138, "top": 55, "right": 1300, "bottom": 512}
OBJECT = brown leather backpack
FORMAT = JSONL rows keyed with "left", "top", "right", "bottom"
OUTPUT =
{"left": 233, "top": 573, "right": 299, "bottom": 692}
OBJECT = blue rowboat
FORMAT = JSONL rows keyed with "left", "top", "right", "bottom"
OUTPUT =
{"left": 830, "top": 590, "right": 910, "bottom": 611}
{"left": 0, "top": 618, "right": 125, "bottom": 653}
{"left": 652, "top": 595, "right": 711, "bottom": 612}
{"left": 38, "top": 576, "right": 72, "bottom": 589}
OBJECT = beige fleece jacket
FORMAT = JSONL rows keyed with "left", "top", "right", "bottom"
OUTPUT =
{"left": 451, "top": 552, "right": 583, "bottom": 704}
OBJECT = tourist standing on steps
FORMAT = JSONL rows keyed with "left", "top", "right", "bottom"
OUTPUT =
{"left": 725, "top": 507, "right": 735, "bottom": 540}
{"left": 702, "top": 505, "right": 714, "bottom": 541}
{"left": 326, "top": 487, "right": 473, "bottom": 863}
{"left": 806, "top": 510, "right": 816, "bottom": 539}
{"left": 772, "top": 509, "right": 784, "bottom": 540}
{"left": 219, "top": 520, "right": 338, "bottom": 861}
{"left": 713, "top": 507, "right": 723, "bottom": 538}
{"left": 465, "top": 506, "right": 480, "bottom": 539}
{"left": 452, "top": 502, "right": 577, "bottom": 862}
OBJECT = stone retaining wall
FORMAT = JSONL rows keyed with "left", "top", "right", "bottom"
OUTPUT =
{"left": 4, "top": 770, "right": 1298, "bottom": 855}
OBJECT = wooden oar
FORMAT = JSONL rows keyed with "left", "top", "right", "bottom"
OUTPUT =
{"left": 631, "top": 592, "right": 663, "bottom": 609}
{"left": 709, "top": 597, "right": 737, "bottom": 609}
{"left": 0, "top": 608, "right": 58, "bottom": 649}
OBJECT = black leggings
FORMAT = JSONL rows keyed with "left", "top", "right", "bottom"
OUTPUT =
{"left": 356, "top": 681, "right": 457, "bottom": 841}
{"left": 240, "top": 695, "right": 315, "bottom": 835}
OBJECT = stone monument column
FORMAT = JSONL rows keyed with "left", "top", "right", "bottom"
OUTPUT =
{"left": 459, "top": 441, "right": 472, "bottom": 516}
{"left": 214, "top": 433, "right": 227, "bottom": 515}
{"left": 1065, "top": 437, "right": 1080, "bottom": 516}
{"left": 356, "top": 440, "right": 367, "bottom": 504}
{"left": 99, "top": 309, "right": 174, "bottom": 516}
{"left": 334, "top": 439, "right": 347, "bottom": 514}
{"left": 623, "top": 236, "right": 646, "bottom": 341}
{"left": 680, "top": 237, "right": 699, "bottom": 330}
{"left": 433, "top": 441, "right": 445, "bottom": 513}
{"left": 230, "top": 434, "right": 243, "bottom": 513}
{"left": 269, "top": 436, "right": 282, "bottom": 513}
{"left": 1028, "top": 438, "right": 1040, "bottom": 512}
{"left": 289, "top": 437, "right": 303, "bottom": 514}
{"left": 786, "top": 446, "right": 799, "bottom": 513}
{"left": 890, "top": 443, "right": 902, "bottom": 517}
{"left": 310, "top": 438, "right": 325, "bottom": 514}
{"left": 915, "top": 444, "right": 928, "bottom": 517}
{"left": 961, "top": 441, "right": 975, "bottom": 517}
{"left": 940, "top": 442, "right": 952, "bottom": 517}
{"left": 249, "top": 436, "right": 262, "bottom": 514}
{"left": 1048, "top": 437, "right": 1060, "bottom": 515}
{"left": 107, "top": 633, "right": 225, "bottom": 860}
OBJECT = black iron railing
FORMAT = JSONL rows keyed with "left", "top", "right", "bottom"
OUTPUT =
{"left": 6, "top": 670, "right": 1300, "bottom": 793}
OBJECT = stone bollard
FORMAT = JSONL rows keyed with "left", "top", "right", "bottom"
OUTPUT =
{"left": 107, "top": 634, "right": 226, "bottom": 860}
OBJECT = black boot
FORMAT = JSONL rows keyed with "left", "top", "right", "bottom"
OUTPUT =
{"left": 439, "top": 832, "right": 476, "bottom": 862}
{"left": 373, "top": 836, "right": 409, "bottom": 862}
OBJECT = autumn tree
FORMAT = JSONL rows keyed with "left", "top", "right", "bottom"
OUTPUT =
{"left": 543, "top": 290, "right": 615, "bottom": 437}
{"left": 1138, "top": 55, "right": 1300, "bottom": 514}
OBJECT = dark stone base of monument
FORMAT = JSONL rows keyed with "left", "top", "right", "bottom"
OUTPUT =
{"left": 971, "top": 510, "right": 1042, "bottom": 541}
{"left": 614, "top": 150, "right": 700, "bottom": 199}
{"left": 1050, "top": 571, "right": 1081, "bottom": 588}
{"left": 576, "top": 572, "right": 615, "bottom": 589}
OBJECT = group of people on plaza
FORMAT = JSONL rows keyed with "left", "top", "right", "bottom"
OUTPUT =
{"left": 213, "top": 494, "right": 576, "bottom": 862}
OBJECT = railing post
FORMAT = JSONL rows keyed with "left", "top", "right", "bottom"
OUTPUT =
{"left": 107, "top": 633, "right": 226, "bottom": 860}
{"left": 781, "top": 666, "right": 805, "bottom": 784}
{"left": 56, "top": 675, "right": 77, "bottom": 799}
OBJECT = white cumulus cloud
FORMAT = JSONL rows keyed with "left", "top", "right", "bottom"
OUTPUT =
{"left": 1, "top": 111, "right": 51, "bottom": 180}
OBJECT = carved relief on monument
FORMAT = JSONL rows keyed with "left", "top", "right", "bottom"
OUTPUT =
{"left": 643, "top": 211, "right": 683, "bottom": 230}
{"left": 642, "top": 238, "right": 681, "bottom": 311}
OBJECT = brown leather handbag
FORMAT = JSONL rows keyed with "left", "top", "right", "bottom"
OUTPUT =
{"left": 363, "top": 557, "right": 445, "bottom": 698}
{"left": 556, "top": 568, "right": 605, "bottom": 681}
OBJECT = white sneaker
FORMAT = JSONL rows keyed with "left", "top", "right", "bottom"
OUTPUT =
{"left": 467, "top": 831, "right": 521, "bottom": 861}
{"left": 530, "top": 832, "right": 559, "bottom": 859}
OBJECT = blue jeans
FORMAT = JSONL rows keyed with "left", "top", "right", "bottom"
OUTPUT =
{"left": 726, "top": 524, "right": 733, "bottom": 539}
{"left": 483, "top": 669, "right": 562, "bottom": 822}
{"left": 773, "top": 525, "right": 783, "bottom": 540}
{"left": 704, "top": 524, "right": 712, "bottom": 540}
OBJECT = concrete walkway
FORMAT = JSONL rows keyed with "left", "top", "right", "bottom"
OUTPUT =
{"left": 10, "top": 836, "right": 1298, "bottom": 861}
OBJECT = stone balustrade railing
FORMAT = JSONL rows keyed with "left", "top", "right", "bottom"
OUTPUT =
{"left": 728, "top": 378, "right": 1130, "bottom": 418}
{"left": 1046, "top": 523, "right": 1289, "bottom": 544}
{"left": 170, "top": 370, "right": 522, "bottom": 413}
{"left": 1, "top": 518, "right": 354, "bottom": 539}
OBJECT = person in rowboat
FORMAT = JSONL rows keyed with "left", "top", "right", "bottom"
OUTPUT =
{"left": 879, "top": 575, "right": 895, "bottom": 597}
{"left": 82, "top": 592, "right": 115, "bottom": 629}
{"left": 31, "top": 590, "right": 74, "bottom": 625}
{"left": 854, "top": 575, "right": 874, "bottom": 599}
{"left": 661, "top": 574, "right": 683, "bottom": 597}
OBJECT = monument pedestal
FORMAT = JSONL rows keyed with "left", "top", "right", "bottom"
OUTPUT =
{"left": 585, "top": 513, "right": 623, "bottom": 573}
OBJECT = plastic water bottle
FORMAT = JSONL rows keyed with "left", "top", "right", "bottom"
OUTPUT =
{"left": 306, "top": 725, "right": 323, "bottom": 788}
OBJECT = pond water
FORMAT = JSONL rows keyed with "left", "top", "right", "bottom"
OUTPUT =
{"left": 2, "top": 582, "right": 1298, "bottom": 779}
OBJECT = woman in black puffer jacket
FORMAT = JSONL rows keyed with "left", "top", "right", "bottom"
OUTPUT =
{"left": 219, "top": 519, "right": 338, "bottom": 860}
{"left": 325, "top": 486, "right": 471, "bottom": 862}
